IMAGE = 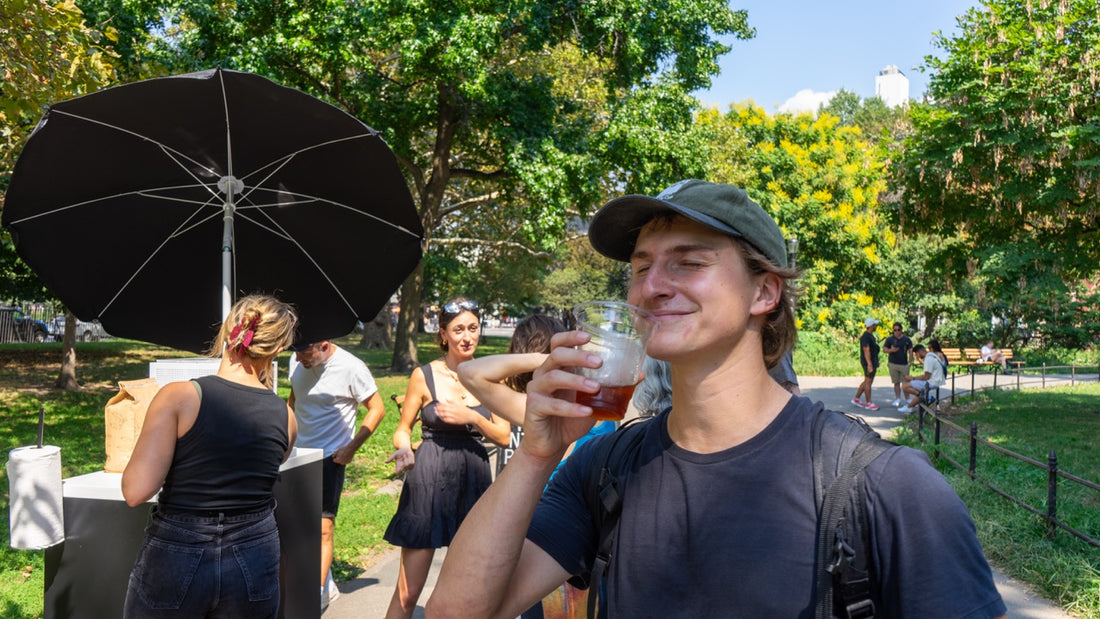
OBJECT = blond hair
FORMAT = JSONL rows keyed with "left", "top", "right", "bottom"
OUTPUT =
{"left": 733, "top": 239, "right": 800, "bottom": 369}
{"left": 209, "top": 294, "right": 298, "bottom": 379}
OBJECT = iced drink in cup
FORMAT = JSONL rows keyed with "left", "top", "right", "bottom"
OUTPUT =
{"left": 571, "top": 301, "right": 658, "bottom": 421}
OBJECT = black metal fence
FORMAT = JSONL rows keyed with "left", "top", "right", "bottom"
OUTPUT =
{"left": 913, "top": 365, "right": 1100, "bottom": 549}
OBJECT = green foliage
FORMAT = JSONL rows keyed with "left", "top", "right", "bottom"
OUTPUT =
{"left": 931, "top": 308, "right": 989, "bottom": 346}
{"left": 819, "top": 89, "right": 908, "bottom": 145}
{"left": 541, "top": 237, "right": 629, "bottom": 312}
{"left": 0, "top": 0, "right": 116, "bottom": 169}
{"left": 791, "top": 329, "right": 861, "bottom": 377}
{"left": 901, "top": 0, "right": 1100, "bottom": 311}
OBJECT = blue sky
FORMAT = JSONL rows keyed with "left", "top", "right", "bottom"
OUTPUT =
{"left": 696, "top": 1, "right": 981, "bottom": 112}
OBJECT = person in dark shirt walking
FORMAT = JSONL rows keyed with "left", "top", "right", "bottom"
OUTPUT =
{"left": 852, "top": 317, "right": 881, "bottom": 410}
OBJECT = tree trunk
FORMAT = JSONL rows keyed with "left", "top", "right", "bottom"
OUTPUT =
{"left": 55, "top": 310, "right": 79, "bottom": 390}
{"left": 391, "top": 262, "right": 425, "bottom": 373}
{"left": 358, "top": 306, "right": 393, "bottom": 349}
{"left": 390, "top": 87, "right": 457, "bottom": 372}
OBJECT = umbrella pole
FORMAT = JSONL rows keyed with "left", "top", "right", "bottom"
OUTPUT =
{"left": 221, "top": 197, "right": 234, "bottom": 321}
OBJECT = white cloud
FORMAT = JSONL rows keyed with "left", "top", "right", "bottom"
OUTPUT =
{"left": 777, "top": 89, "right": 837, "bottom": 114}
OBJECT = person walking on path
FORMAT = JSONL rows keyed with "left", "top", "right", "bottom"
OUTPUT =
{"left": 383, "top": 299, "right": 511, "bottom": 619}
{"left": 122, "top": 294, "right": 298, "bottom": 618}
{"left": 883, "top": 322, "right": 914, "bottom": 408}
{"left": 852, "top": 317, "right": 881, "bottom": 410}
{"left": 427, "top": 179, "right": 1005, "bottom": 618}
{"left": 289, "top": 339, "right": 386, "bottom": 610}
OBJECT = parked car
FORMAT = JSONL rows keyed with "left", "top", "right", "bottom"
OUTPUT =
{"left": 0, "top": 307, "right": 49, "bottom": 343}
{"left": 48, "top": 315, "right": 111, "bottom": 342}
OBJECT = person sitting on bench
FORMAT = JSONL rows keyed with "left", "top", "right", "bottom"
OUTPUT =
{"left": 980, "top": 341, "right": 1009, "bottom": 370}
{"left": 899, "top": 341, "right": 948, "bottom": 413}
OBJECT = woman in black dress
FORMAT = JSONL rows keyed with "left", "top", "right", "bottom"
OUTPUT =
{"left": 383, "top": 299, "right": 511, "bottom": 618}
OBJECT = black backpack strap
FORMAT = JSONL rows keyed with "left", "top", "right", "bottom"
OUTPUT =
{"left": 812, "top": 407, "right": 894, "bottom": 619}
{"left": 566, "top": 417, "right": 650, "bottom": 619}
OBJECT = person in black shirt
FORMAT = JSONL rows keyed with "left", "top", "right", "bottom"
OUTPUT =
{"left": 852, "top": 317, "right": 881, "bottom": 410}
{"left": 122, "top": 294, "right": 298, "bottom": 618}
{"left": 883, "top": 322, "right": 915, "bottom": 407}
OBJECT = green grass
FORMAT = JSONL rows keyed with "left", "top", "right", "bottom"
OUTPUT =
{"left": 895, "top": 384, "right": 1100, "bottom": 618}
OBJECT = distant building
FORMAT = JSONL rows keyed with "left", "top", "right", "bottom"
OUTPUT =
{"left": 875, "top": 65, "right": 909, "bottom": 107}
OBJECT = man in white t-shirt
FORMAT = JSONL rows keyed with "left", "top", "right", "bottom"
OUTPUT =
{"left": 899, "top": 343, "right": 947, "bottom": 413}
{"left": 289, "top": 340, "right": 385, "bottom": 609}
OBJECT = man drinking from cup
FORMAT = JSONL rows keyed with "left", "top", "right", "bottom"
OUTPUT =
{"left": 428, "top": 180, "right": 1006, "bottom": 618}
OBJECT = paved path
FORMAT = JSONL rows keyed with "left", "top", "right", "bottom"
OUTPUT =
{"left": 324, "top": 372, "right": 1094, "bottom": 618}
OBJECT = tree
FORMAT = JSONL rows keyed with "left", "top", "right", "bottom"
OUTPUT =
{"left": 541, "top": 236, "right": 629, "bottom": 313}
{"left": 900, "top": 0, "right": 1100, "bottom": 312}
{"left": 101, "top": 0, "right": 753, "bottom": 370}
{"left": 698, "top": 103, "right": 893, "bottom": 332}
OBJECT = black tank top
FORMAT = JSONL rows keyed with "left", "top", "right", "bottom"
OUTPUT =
{"left": 158, "top": 375, "right": 289, "bottom": 512}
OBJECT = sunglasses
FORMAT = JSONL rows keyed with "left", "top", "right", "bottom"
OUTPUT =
{"left": 443, "top": 300, "right": 479, "bottom": 314}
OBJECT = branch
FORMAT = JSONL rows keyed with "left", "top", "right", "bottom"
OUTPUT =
{"left": 394, "top": 151, "right": 426, "bottom": 198}
{"left": 429, "top": 237, "right": 554, "bottom": 257}
{"left": 439, "top": 191, "right": 501, "bottom": 217}
{"left": 450, "top": 167, "right": 506, "bottom": 181}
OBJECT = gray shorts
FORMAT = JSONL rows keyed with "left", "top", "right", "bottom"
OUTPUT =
{"left": 888, "top": 362, "right": 911, "bottom": 385}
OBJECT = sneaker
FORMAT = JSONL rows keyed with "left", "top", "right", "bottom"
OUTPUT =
{"left": 897, "top": 405, "right": 914, "bottom": 413}
{"left": 851, "top": 398, "right": 866, "bottom": 408}
{"left": 863, "top": 402, "right": 880, "bottom": 411}
{"left": 322, "top": 572, "right": 340, "bottom": 609}
{"left": 891, "top": 399, "right": 902, "bottom": 407}
{"left": 328, "top": 581, "right": 340, "bottom": 605}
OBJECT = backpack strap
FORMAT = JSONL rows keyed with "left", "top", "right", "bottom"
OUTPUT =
{"left": 567, "top": 416, "right": 650, "bottom": 619}
{"left": 812, "top": 407, "right": 894, "bottom": 619}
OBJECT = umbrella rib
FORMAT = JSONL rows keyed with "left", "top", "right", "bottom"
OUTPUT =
{"left": 239, "top": 134, "right": 376, "bottom": 194}
{"left": 218, "top": 68, "right": 236, "bottom": 182}
{"left": 5, "top": 185, "right": 220, "bottom": 225}
{"left": 50, "top": 109, "right": 223, "bottom": 191}
{"left": 99, "top": 207, "right": 212, "bottom": 317}
{"left": 239, "top": 208, "right": 360, "bottom": 316}
{"left": 239, "top": 190, "right": 421, "bottom": 239}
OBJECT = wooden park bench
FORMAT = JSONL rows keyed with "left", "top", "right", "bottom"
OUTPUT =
{"left": 940, "top": 347, "right": 973, "bottom": 368}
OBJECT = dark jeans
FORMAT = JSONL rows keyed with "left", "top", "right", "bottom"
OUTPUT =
{"left": 123, "top": 507, "right": 280, "bottom": 618}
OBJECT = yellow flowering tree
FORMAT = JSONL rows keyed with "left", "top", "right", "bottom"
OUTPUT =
{"left": 698, "top": 103, "right": 894, "bottom": 333}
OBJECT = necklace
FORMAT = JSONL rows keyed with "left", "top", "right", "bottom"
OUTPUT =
{"left": 437, "top": 361, "right": 469, "bottom": 401}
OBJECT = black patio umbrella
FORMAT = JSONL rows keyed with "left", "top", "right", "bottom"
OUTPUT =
{"left": 3, "top": 68, "right": 423, "bottom": 353}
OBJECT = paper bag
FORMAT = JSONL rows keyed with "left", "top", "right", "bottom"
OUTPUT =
{"left": 104, "top": 378, "right": 160, "bottom": 472}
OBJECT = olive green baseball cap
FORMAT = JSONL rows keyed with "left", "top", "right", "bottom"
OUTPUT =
{"left": 587, "top": 179, "right": 788, "bottom": 268}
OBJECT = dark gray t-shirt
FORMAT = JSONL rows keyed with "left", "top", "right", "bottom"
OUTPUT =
{"left": 528, "top": 398, "right": 1006, "bottom": 618}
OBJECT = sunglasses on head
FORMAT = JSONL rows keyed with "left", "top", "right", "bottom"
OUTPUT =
{"left": 443, "top": 300, "right": 479, "bottom": 314}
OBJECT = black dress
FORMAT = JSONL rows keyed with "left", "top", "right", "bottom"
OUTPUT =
{"left": 384, "top": 363, "right": 494, "bottom": 548}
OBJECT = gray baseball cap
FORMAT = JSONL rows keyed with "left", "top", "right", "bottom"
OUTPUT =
{"left": 587, "top": 179, "right": 788, "bottom": 268}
